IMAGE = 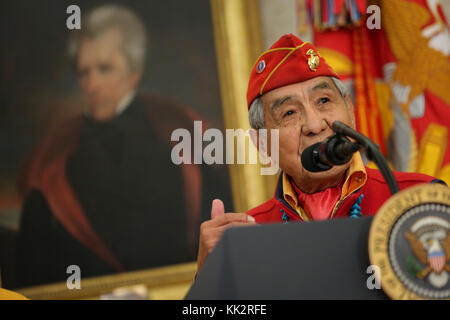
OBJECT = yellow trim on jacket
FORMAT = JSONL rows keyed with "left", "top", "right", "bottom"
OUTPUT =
{"left": 282, "top": 152, "right": 367, "bottom": 220}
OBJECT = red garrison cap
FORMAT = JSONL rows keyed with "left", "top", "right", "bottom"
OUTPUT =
{"left": 246, "top": 33, "right": 339, "bottom": 109}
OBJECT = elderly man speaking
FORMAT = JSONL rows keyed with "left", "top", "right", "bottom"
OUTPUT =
{"left": 196, "top": 34, "right": 443, "bottom": 271}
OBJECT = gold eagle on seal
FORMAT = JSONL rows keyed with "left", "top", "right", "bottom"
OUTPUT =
{"left": 405, "top": 216, "right": 450, "bottom": 288}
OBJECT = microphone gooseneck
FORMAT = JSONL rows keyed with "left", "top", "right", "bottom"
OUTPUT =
{"left": 332, "top": 121, "right": 399, "bottom": 195}
{"left": 300, "top": 121, "right": 399, "bottom": 195}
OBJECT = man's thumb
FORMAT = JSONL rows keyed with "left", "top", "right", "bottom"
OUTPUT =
{"left": 211, "top": 199, "right": 225, "bottom": 219}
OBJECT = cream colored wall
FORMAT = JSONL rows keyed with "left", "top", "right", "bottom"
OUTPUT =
{"left": 258, "top": 0, "right": 309, "bottom": 49}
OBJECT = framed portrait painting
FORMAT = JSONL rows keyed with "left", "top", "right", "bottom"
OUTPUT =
{"left": 0, "top": 0, "right": 275, "bottom": 299}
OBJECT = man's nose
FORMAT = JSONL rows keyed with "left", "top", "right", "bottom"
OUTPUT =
{"left": 301, "top": 108, "right": 327, "bottom": 136}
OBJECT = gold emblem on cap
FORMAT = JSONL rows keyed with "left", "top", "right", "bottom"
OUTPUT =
{"left": 306, "top": 49, "right": 319, "bottom": 72}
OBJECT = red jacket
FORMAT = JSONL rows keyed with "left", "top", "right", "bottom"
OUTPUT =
{"left": 247, "top": 168, "right": 443, "bottom": 223}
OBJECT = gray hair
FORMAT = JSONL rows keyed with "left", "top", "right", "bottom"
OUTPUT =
{"left": 248, "top": 76, "right": 348, "bottom": 129}
{"left": 68, "top": 5, "right": 148, "bottom": 73}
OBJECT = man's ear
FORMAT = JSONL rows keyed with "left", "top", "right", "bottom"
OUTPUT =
{"left": 249, "top": 128, "right": 271, "bottom": 165}
{"left": 249, "top": 128, "right": 262, "bottom": 152}
{"left": 345, "top": 94, "right": 356, "bottom": 129}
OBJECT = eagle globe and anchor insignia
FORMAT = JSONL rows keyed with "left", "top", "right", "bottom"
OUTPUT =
{"left": 306, "top": 49, "right": 319, "bottom": 72}
{"left": 369, "top": 184, "right": 450, "bottom": 299}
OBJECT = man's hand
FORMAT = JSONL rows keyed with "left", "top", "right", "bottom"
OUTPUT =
{"left": 196, "top": 199, "right": 256, "bottom": 271}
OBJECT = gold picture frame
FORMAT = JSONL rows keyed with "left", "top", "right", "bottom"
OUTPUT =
{"left": 211, "top": 0, "right": 277, "bottom": 213}
{"left": 17, "top": 262, "right": 197, "bottom": 300}
{"left": 11, "top": 0, "right": 276, "bottom": 300}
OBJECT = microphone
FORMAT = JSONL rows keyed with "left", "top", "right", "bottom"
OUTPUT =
{"left": 301, "top": 134, "right": 360, "bottom": 172}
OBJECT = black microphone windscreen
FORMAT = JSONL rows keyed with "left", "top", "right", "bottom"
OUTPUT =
{"left": 301, "top": 142, "right": 329, "bottom": 173}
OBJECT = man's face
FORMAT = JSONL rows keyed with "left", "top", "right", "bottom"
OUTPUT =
{"left": 261, "top": 76, "right": 356, "bottom": 193}
{"left": 77, "top": 29, "right": 140, "bottom": 121}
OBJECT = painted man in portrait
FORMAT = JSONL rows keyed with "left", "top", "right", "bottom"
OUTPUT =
{"left": 15, "top": 4, "right": 231, "bottom": 287}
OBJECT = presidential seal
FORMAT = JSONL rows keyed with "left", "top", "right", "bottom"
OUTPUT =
{"left": 368, "top": 183, "right": 450, "bottom": 300}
